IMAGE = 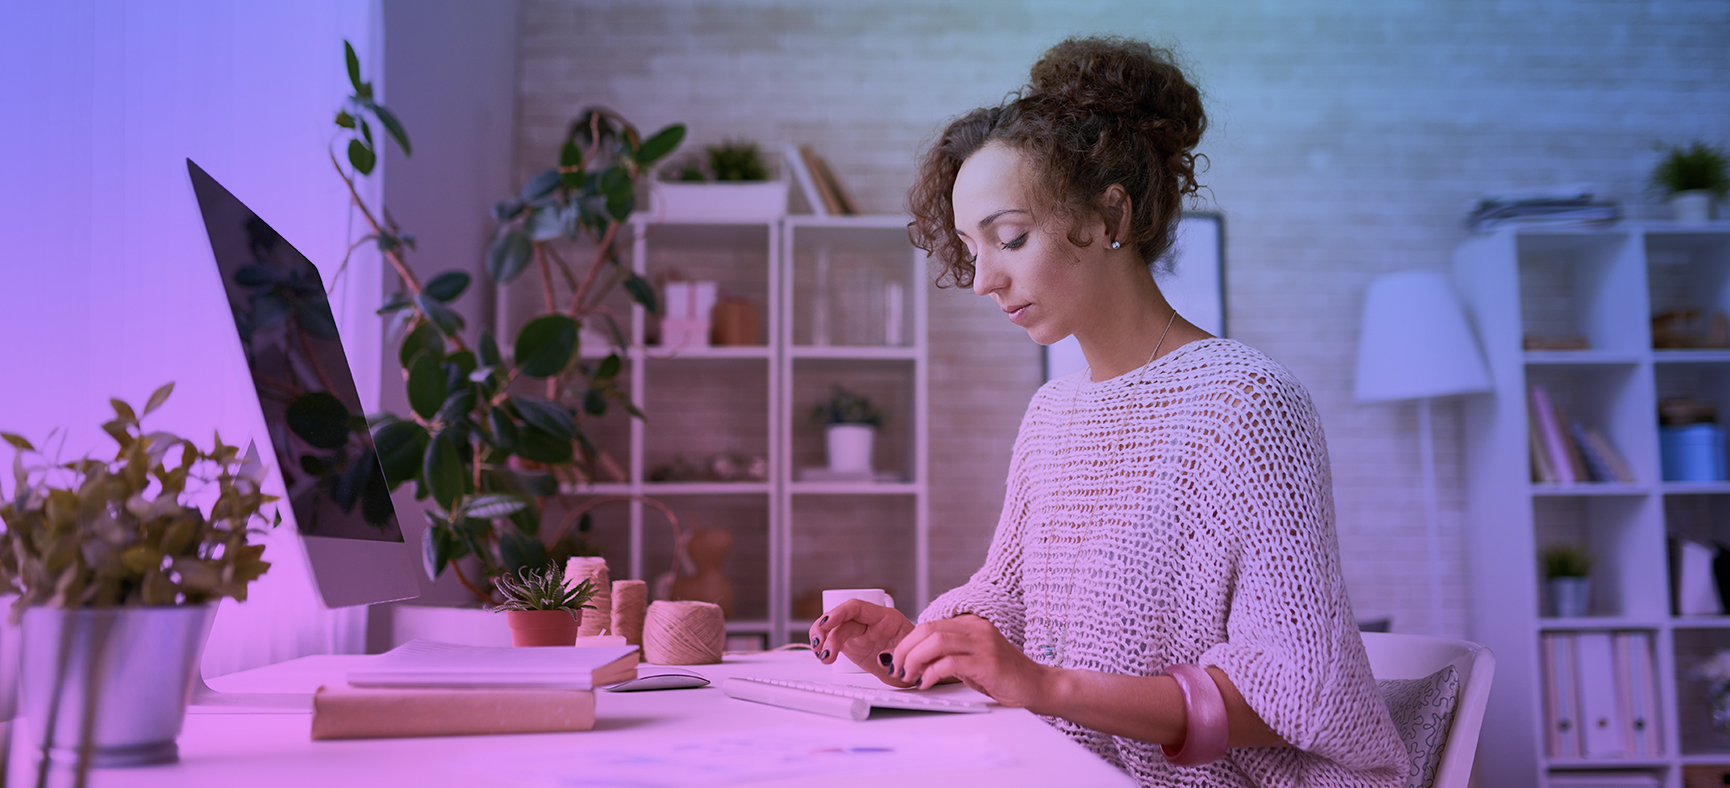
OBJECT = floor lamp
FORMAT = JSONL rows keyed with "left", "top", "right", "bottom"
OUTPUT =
{"left": 1354, "top": 270, "right": 1492, "bottom": 635}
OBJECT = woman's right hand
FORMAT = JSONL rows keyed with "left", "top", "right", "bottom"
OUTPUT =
{"left": 808, "top": 600, "right": 917, "bottom": 685}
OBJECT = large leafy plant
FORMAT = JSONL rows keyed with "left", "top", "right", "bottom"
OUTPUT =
{"left": 329, "top": 41, "right": 685, "bottom": 602}
{"left": 0, "top": 384, "right": 278, "bottom": 623}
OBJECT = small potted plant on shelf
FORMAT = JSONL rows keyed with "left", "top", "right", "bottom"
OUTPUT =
{"left": 1652, "top": 141, "right": 1728, "bottom": 223}
{"left": 0, "top": 383, "right": 278, "bottom": 770}
{"left": 1689, "top": 649, "right": 1730, "bottom": 736}
{"left": 488, "top": 563, "right": 596, "bottom": 647}
{"left": 1540, "top": 545, "right": 1593, "bottom": 618}
{"left": 812, "top": 386, "right": 883, "bottom": 475}
{"left": 652, "top": 139, "right": 787, "bottom": 222}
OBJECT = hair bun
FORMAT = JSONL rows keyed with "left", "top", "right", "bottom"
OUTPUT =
{"left": 1027, "top": 37, "right": 1205, "bottom": 161}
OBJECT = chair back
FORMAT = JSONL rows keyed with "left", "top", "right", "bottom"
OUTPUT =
{"left": 1360, "top": 632, "right": 1496, "bottom": 788}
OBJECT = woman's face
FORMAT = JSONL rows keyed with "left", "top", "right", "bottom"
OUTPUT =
{"left": 952, "top": 143, "right": 1107, "bottom": 346}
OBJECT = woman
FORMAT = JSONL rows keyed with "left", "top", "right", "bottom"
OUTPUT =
{"left": 810, "top": 37, "right": 1406, "bottom": 787}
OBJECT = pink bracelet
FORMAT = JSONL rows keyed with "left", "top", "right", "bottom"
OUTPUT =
{"left": 1161, "top": 663, "right": 1229, "bottom": 766}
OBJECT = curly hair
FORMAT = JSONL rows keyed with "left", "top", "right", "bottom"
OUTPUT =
{"left": 907, "top": 37, "right": 1206, "bottom": 288}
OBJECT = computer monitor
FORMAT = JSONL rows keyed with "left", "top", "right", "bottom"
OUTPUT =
{"left": 187, "top": 159, "right": 420, "bottom": 610}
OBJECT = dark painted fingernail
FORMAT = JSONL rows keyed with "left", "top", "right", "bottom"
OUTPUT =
{"left": 896, "top": 666, "right": 906, "bottom": 679}
{"left": 812, "top": 637, "right": 820, "bottom": 648}
{"left": 821, "top": 649, "right": 830, "bottom": 660}
{"left": 818, "top": 615, "right": 828, "bottom": 625}
{"left": 878, "top": 652, "right": 893, "bottom": 667}
{"left": 910, "top": 674, "right": 922, "bottom": 686}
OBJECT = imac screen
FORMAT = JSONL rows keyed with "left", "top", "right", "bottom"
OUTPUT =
{"left": 187, "top": 160, "right": 404, "bottom": 544}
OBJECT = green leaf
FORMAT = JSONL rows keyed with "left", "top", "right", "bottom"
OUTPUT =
{"left": 110, "top": 398, "right": 137, "bottom": 424}
{"left": 560, "top": 139, "right": 583, "bottom": 169}
{"left": 622, "top": 272, "right": 659, "bottom": 315}
{"left": 445, "top": 350, "right": 478, "bottom": 383}
{"left": 285, "top": 392, "right": 352, "bottom": 449}
{"left": 486, "top": 231, "right": 533, "bottom": 284}
{"left": 583, "top": 388, "right": 607, "bottom": 416}
{"left": 0, "top": 433, "right": 34, "bottom": 452}
{"left": 634, "top": 123, "right": 686, "bottom": 166}
{"left": 376, "top": 291, "right": 412, "bottom": 315}
{"left": 492, "top": 199, "right": 525, "bottom": 221}
{"left": 434, "top": 386, "right": 476, "bottom": 427}
{"left": 422, "top": 518, "right": 452, "bottom": 579}
{"left": 423, "top": 431, "right": 464, "bottom": 510}
{"left": 487, "top": 408, "right": 520, "bottom": 454}
{"left": 347, "top": 139, "right": 376, "bottom": 176}
{"left": 370, "top": 102, "right": 412, "bottom": 156}
{"left": 344, "top": 41, "right": 363, "bottom": 94}
{"left": 416, "top": 294, "right": 466, "bottom": 336}
{"left": 597, "top": 166, "right": 628, "bottom": 196}
{"left": 144, "top": 382, "right": 175, "bottom": 415}
{"left": 510, "top": 396, "right": 577, "bottom": 440}
{"left": 513, "top": 315, "right": 579, "bottom": 378}
{"left": 513, "top": 425, "right": 573, "bottom": 464}
{"left": 398, "top": 320, "right": 444, "bottom": 369}
{"left": 594, "top": 353, "right": 621, "bottom": 383}
{"left": 606, "top": 190, "right": 634, "bottom": 222}
{"left": 482, "top": 467, "right": 558, "bottom": 499}
{"left": 335, "top": 110, "right": 355, "bottom": 129}
{"left": 478, "top": 329, "right": 502, "bottom": 368}
{"left": 519, "top": 170, "right": 561, "bottom": 202}
{"left": 528, "top": 206, "right": 564, "bottom": 241}
{"left": 461, "top": 494, "right": 529, "bottom": 520}
{"left": 423, "top": 271, "right": 471, "bottom": 303}
{"left": 498, "top": 530, "right": 551, "bottom": 577}
{"left": 371, "top": 419, "right": 428, "bottom": 488}
{"left": 407, "top": 351, "right": 448, "bottom": 420}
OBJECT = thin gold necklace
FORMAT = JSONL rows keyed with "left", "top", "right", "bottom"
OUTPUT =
{"left": 1036, "top": 309, "right": 1179, "bottom": 663}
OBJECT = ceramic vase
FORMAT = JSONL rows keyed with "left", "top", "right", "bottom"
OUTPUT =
{"left": 825, "top": 424, "right": 875, "bottom": 473}
{"left": 20, "top": 604, "right": 217, "bottom": 767}
{"left": 504, "top": 610, "right": 582, "bottom": 647}
{"left": 1672, "top": 190, "right": 1716, "bottom": 224}
{"left": 1548, "top": 577, "right": 1591, "bottom": 618}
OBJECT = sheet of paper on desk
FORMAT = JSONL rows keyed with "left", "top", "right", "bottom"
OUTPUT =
{"left": 470, "top": 725, "right": 1014, "bottom": 787}
{"left": 348, "top": 640, "right": 640, "bottom": 690}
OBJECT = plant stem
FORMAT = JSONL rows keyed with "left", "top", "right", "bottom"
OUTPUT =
{"left": 570, "top": 221, "right": 620, "bottom": 317}
{"left": 447, "top": 556, "right": 491, "bottom": 603}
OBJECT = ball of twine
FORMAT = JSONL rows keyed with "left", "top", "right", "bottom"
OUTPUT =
{"left": 643, "top": 600, "right": 724, "bottom": 665}
{"left": 611, "top": 579, "right": 647, "bottom": 647}
{"left": 566, "top": 557, "right": 612, "bottom": 638}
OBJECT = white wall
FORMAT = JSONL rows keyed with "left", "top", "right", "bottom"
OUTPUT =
{"left": 0, "top": 1, "right": 386, "bottom": 674}
{"left": 514, "top": 0, "right": 1730, "bottom": 642}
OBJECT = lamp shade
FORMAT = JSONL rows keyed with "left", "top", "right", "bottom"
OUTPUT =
{"left": 1354, "top": 270, "right": 1492, "bottom": 404}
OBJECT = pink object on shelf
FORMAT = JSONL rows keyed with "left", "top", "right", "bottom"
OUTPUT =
{"left": 1528, "top": 385, "right": 1576, "bottom": 484}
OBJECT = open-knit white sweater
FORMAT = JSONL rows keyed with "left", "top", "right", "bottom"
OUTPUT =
{"left": 921, "top": 338, "right": 1404, "bottom": 788}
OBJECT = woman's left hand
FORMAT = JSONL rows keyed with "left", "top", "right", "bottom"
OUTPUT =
{"left": 888, "top": 614, "right": 1053, "bottom": 708}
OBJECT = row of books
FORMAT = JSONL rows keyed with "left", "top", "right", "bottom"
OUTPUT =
{"left": 1530, "top": 385, "right": 1635, "bottom": 484}
{"left": 782, "top": 143, "right": 857, "bottom": 216}
{"left": 1541, "top": 631, "right": 1663, "bottom": 760}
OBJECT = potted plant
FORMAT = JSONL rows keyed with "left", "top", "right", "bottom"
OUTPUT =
{"left": 488, "top": 564, "right": 596, "bottom": 647}
{"left": 812, "top": 386, "right": 883, "bottom": 474}
{"left": 1652, "top": 141, "right": 1728, "bottom": 223}
{"left": 329, "top": 41, "right": 684, "bottom": 603}
{"left": 0, "top": 383, "right": 277, "bottom": 769}
{"left": 1540, "top": 545, "right": 1593, "bottom": 618}
{"left": 651, "top": 139, "right": 787, "bottom": 222}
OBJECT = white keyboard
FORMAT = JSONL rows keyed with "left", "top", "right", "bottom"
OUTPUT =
{"left": 720, "top": 676, "right": 990, "bottom": 722}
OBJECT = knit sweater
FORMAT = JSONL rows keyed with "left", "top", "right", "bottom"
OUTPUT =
{"left": 921, "top": 338, "right": 1405, "bottom": 788}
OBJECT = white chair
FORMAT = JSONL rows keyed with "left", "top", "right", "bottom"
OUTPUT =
{"left": 1360, "top": 632, "right": 1496, "bottom": 788}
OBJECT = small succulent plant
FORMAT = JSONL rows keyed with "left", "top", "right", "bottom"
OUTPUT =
{"left": 487, "top": 563, "right": 597, "bottom": 620}
{"left": 1540, "top": 545, "right": 1593, "bottom": 579}
{"left": 811, "top": 386, "right": 883, "bottom": 427}
{"left": 0, "top": 383, "right": 280, "bottom": 623}
{"left": 1652, "top": 141, "right": 1729, "bottom": 198}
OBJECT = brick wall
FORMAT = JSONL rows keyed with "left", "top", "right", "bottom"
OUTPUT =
{"left": 513, "top": 0, "right": 1730, "bottom": 638}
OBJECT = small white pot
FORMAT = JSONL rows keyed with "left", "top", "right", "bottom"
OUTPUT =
{"left": 1671, "top": 190, "right": 1716, "bottom": 224}
{"left": 1548, "top": 577, "right": 1591, "bottom": 618}
{"left": 649, "top": 181, "right": 787, "bottom": 222}
{"left": 825, "top": 425, "right": 876, "bottom": 473}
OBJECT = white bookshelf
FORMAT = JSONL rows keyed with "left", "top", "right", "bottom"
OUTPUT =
{"left": 499, "top": 213, "right": 928, "bottom": 648}
{"left": 1455, "top": 223, "right": 1730, "bottom": 788}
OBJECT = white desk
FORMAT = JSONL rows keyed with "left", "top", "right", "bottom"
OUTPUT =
{"left": 12, "top": 651, "right": 1134, "bottom": 787}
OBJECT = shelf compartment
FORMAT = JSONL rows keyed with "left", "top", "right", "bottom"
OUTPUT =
{"left": 1673, "top": 628, "right": 1730, "bottom": 755}
{"left": 1517, "top": 231, "right": 1646, "bottom": 354}
{"left": 788, "top": 494, "right": 918, "bottom": 623}
{"left": 1527, "top": 363, "right": 1658, "bottom": 486}
{"left": 788, "top": 223, "right": 918, "bottom": 348}
{"left": 641, "top": 356, "right": 770, "bottom": 484}
{"left": 1533, "top": 495, "right": 1668, "bottom": 619}
{"left": 637, "top": 222, "right": 773, "bottom": 351}
{"left": 791, "top": 358, "right": 917, "bottom": 483}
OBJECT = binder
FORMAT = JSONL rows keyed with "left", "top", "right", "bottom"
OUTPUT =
{"left": 1574, "top": 631, "right": 1627, "bottom": 757}
{"left": 1613, "top": 631, "right": 1663, "bottom": 756}
{"left": 1542, "top": 633, "right": 1582, "bottom": 758}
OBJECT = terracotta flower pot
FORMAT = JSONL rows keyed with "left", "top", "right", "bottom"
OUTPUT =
{"left": 504, "top": 610, "right": 581, "bottom": 647}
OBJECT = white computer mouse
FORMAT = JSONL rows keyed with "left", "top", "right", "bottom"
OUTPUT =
{"left": 603, "top": 670, "right": 712, "bottom": 692}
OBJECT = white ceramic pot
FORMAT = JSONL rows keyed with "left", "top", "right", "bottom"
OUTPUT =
{"left": 1548, "top": 577, "right": 1591, "bottom": 618}
{"left": 1671, "top": 190, "right": 1716, "bottom": 224}
{"left": 21, "top": 604, "right": 217, "bottom": 767}
{"left": 649, "top": 181, "right": 788, "bottom": 222}
{"left": 825, "top": 425, "right": 876, "bottom": 473}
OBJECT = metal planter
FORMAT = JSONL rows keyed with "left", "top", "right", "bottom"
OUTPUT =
{"left": 20, "top": 604, "right": 217, "bottom": 767}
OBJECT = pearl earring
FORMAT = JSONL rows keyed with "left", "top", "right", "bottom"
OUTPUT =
{"left": 1110, "top": 240, "right": 1122, "bottom": 250}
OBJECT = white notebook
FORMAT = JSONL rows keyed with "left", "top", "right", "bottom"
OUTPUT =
{"left": 347, "top": 640, "right": 640, "bottom": 690}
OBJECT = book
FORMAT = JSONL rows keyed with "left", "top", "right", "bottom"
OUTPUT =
{"left": 1531, "top": 404, "right": 1558, "bottom": 483}
{"left": 1573, "top": 631, "right": 1628, "bottom": 757}
{"left": 1585, "top": 427, "right": 1635, "bottom": 483}
{"left": 1572, "top": 422, "right": 1616, "bottom": 482}
{"left": 310, "top": 686, "right": 595, "bottom": 739}
{"left": 799, "top": 145, "right": 843, "bottom": 215}
{"left": 1552, "top": 406, "right": 1591, "bottom": 483}
{"left": 781, "top": 142, "right": 828, "bottom": 217}
{"left": 1530, "top": 386, "right": 1575, "bottom": 483}
{"left": 1541, "top": 633, "right": 1582, "bottom": 758}
{"left": 346, "top": 640, "right": 640, "bottom": 690}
